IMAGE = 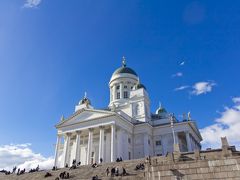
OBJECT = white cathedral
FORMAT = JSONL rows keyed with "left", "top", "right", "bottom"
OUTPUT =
{"left": 54, "top": 57, "right": 202, "bottom": 168}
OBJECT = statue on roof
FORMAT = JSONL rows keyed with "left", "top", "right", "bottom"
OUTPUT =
{"left": 60, "top": 115, "right": 64, "bottom": 122}
{"left": 188, "top": 112, "right": 191, "bottom": 121}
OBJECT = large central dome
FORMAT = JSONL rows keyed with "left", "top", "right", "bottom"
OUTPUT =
{"left": 112, "top": 66, "right": 138, "bottom": 76}
{"left": 111, "top": 56, "right": 138, "bottom": 77}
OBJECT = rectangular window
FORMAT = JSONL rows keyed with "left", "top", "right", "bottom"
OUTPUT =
{"left": 117, "top": 92, "right": 120, "bottom": 99}
{"left": 155, "top": 140, "right": 161, "bottom": 146}
{"left": 128, "top": 152, "right": 131, "bottom": 160}
{"left": 124, "top": 85, "right": 128, "bottom": 89}
{"left": 124, "top": 91, "right": 128, "bottom": 98}
{"left": 128, "top": 138, "right": 131, "bottom": 144}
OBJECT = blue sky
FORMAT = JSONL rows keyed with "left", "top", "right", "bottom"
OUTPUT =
{"left": 0, "top": 0, "right": 240, "bottom": 169}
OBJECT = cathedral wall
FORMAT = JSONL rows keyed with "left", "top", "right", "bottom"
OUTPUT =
{"left": 133, "top": 134, "right": 144, "bottom": 159}
{"left": 119, "top": 105, "right": 132, "bottom": 117}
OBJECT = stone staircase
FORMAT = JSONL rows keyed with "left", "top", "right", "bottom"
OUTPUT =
{"left": 1, "top": 145, "right": 240, "bottom": 180}
{"left": 0, "top": 158, "right": 146, "bottom": 180}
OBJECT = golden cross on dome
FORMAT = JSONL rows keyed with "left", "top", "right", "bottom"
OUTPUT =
{"left": 122, "top": 56, "right": 126, "bottom": 67}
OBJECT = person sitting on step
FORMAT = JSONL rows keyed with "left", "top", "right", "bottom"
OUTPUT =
{"left": 92, "top": 175, "right": 99, "bottom": 180}
{"left": 65, "top": 163, "right": 68, "bottom": 168}
{"left": 122, "top": 167, "right": 127, "bottom": 176}
{"left": 106, "top": 167, "right": 109, "bottom": 176}
{"left": 111, "top": 167, "right": 115, "bottom": 177}
{"left": 44, "top": 172, "right": 52, "bottom": 178}
{"left": 91, "top": 162, "right": 98, "bottom": 168}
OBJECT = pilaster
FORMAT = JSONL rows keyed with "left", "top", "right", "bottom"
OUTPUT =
{"left": 110, "top": 124, "right": 116, "bottom": 162}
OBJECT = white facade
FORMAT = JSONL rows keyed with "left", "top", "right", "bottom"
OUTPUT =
{"left": 54, "top": 58, "right": 202, "bottom": 168}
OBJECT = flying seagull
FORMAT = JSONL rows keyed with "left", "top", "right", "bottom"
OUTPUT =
{"left": 179, "top": 61, "right": 185, "bottom": 66}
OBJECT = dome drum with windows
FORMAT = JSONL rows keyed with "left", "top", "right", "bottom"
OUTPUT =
{"left": 109, "top": 57, "right": 146, "bottom": 106}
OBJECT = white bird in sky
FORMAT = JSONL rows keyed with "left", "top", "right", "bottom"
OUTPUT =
{"left": 179, "top": 61, "right": 185, "bottom": 66}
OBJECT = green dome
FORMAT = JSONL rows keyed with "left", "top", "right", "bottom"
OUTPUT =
{"left": 135, "top": 83, "right": 146, "bottom": 90}
{"left": 156, "top": 107, "right": 167, "bottom": 114}
{"left": 113, "top": 66, "right": 138, "bottom": 76}
{"left": 156, "top": 103, "right": 167, "bottom": 115}
{"left": 79, "top": 97, "right": 91, "bottom": 105}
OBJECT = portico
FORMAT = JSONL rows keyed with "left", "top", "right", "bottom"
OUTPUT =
{"left": 54, "top": 123, "right": 124, "bottom": 167}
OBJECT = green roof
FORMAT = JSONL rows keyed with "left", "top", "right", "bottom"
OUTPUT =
{"left": 79, "top": 97, "right": 91, "bottom": 105}
{"left": 136, "top": 83, "right": 146, "bottom": 90}
{"left": 113, "top": 66, "right": 138, "bottom": 76}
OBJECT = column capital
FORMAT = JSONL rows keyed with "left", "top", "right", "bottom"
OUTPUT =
{"left": 66, "top": 132, "right": 72, "bottom": 137}
{"left": 99, "top": 126, "right": 105, "bottom": 129}
{"left": 111, "top": 123, "right": 116, "bottom": 127}
{"left": 88, "top": 128, "right": 94, "bottom": 132}
{"left": 57, "top": 134, "right": 62, "bottom": 138}
{"left": 76, "top": 130, "right": 82, "bottom": 135}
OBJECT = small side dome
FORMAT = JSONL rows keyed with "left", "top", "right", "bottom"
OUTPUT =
{"left": 79, "top": 92, "right": 91, "bottom": 105}
{"left": 134, "top": 83, "right": 146, "bottom": 90}
{"left": 156, "top": 107, "right": 167, "bottom": 114}
{"left": 156, "top": 103, "right": 167, "bottom": 115}
{"left": 133, "top": 77, "right": 146, "bottom": 90}
{"left": 79, "top": 97, "right": 91, "bottom": 105}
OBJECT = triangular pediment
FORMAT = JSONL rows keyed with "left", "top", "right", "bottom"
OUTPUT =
{"left": 56, "top": 109, "right": 115, "bottom": 127}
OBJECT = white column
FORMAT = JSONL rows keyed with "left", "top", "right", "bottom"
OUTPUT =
{"left": 110, "top": 86, "right": 113, "bottom": 102}
{"left": 175, "top": 132, "right": 179, "bottom": 144}
{"left": 113, "top": 85, "right": 117, "bottom": 101}
{"left": 117, "top": 128, "right": 124, "bottom": 158}
{"left": 123, "top": 131, "right": 128, "bottom": 160}
{"left": 185, "top": 131, "right": 191, "bottom": 151}
{"left": 98, "top": 126, "right": 105, "bottom": 163}
{"left": 54, "top": 134, "right": 61, "bottom": 167}
{"left": 120, "top": 82, "right": 123, "bottom": 99}
{"left": 63, "top": 133, "right": 71, "bottom": 167}
{"left": 110, "top": 124, "right": 116, "bottom": 162}
{"left": 105, "top": 133, "right": 111, "bottom": 162}
{"left": 75, "top": 131, "right": 81, "bottom": 163}
{"left": 144, "top": 133, "right": 149, "bottom": 157}
{"left": 87, "top": 128, "right": 93, "bottom": 165}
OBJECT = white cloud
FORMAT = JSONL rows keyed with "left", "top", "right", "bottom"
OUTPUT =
{"left": 233, "top": 97, "right": 240, "bottom": 104}
{"left": 174, "top": 85, "right": 190, "bottom": 91}
{"left": 23, "top": 0, "right": 42, "bottom": 8}
{"left": 191, "top": 81, "right": 216, "bottom": 95}
{"left": 172, "top": 72, "right": 183, "bottom": 78}
{"left": 0, "top": 143, "right": 53, "bottom": 171}
{"left": 200, "top": 97, "right": 240, "bottom": 149}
